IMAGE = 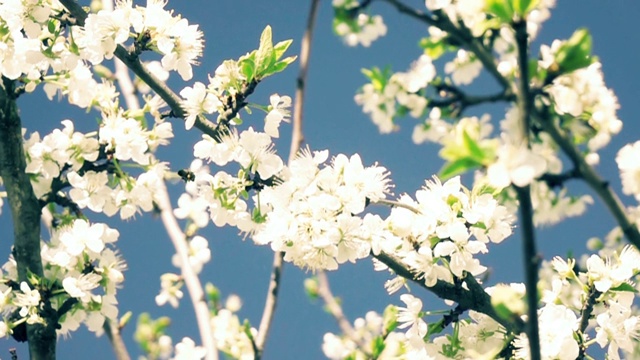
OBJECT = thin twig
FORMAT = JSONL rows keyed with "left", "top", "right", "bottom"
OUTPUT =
{"left": 578, "top": 286, "right": 600, "bottom": 334}
{"left": 155, "top": 185, "right": 218, "bottom": 360}
{"left": 371, "top": 198, "right": 421, "bottom": 214}
{"left": 534, "top": 109, "right": 640, "bottom": 250}
{"left": 254, "top": 252, "right": 283, "bottom": 358}
{"left": 514, "top": 19, "right": 541, "bottom": 360}
{"left": 427, "top": 89, "right": 514, "bottom": 112}
{"left": 103, "top": 320, "right": 132, "bottom": 360}
{"left": 255, "top": 0, "right": 321, "bottom": 356}
{"left": 316, "top": 271, "right": 362, "bottom": 344}
{"left": 288, "top": 0, "right": 319, "bottom": 162}
{"left": 577, "top": 286, "right": 600, "bottom": 359}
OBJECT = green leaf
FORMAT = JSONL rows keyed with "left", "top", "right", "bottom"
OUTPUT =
{"left": 439, "top": 157, "right": 482, "bottom": 180}
{"left": 485, "top": 0, "right": 514, "bottom": 22}
{"left": 372, "top": 336, "right": 386, "bottom": 357}
{"left": 610, "top": 283, "right": 638, "bottom": 293}
{"left": 278, "top": 55, "right": 297, "bottom": 66}
{"left": 256, "top": 25, "right": 276, "bottom": 75}
{"left": 264, "top": 61, "right": 290, "bottom": 77}
{"left": 382, "top": 305, "right": 398, "bottom": 334}
{"left": 205, "top": 282, "right": 221, "bottom": 306}
{"left": 528, "top": 58, "right": 541, "bottom": 81}
{"left": 493, "top": 302, "right": 514, "bottom": 320}
{"left": 513, "top": 0, "right": 540, "bottom": 17}
{"left": 361, "top": 66, "right": 391, "bottom": 92}
{"left": 555, "top": 28, "right": 593, "bottom": 74}
{"left": 239, "top": 57, "right": 256, "bottom": 81}
{"left": 273, "top": 39, "right": 293, "bottom": 60}
{"left": 47, "top": 19, "right": 56, "bottom": 34}
{"left": 462, "top": 130, "right": 484, "bottom": 162}
{"left": 419, "top": 37, "right": 448, "bottom": 60}
{"left": 303, "top": 277, "right": 319, "bottom": 300}
{"left": 260, "top": 25, "right": 273, "bottom": 51}
{"left": 427, "top": 319, "right": 445, "bottom": 337}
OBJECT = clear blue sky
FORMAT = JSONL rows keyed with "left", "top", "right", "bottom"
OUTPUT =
{"left": 2, "top": 1, "right": 640, "bottom": 359}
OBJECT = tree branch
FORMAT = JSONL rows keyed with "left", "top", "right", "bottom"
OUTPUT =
{"left": 535, "top": 108, "right": 640, "bottom": 250}
{"left": 254, "top": 251, "right": 283, "bottom": 359}
{"left": 103, "top": 320, "right": 131, "bottom": 360}
{"left": 316, "top": 271, "right": 368, "bottom": 350}
{"left": 376, "top": 0, "right": 512, "bottom": 91}
{"left": 373, "top": 252, "right": 524, "bottom": 334}
{"left": 429, "top": 90, "right": 514, "bottom": 112}
{"left": 514, "top": 19, "right": 541, "bottom": 360}
{"left": 0, "top": 77, "right": 55, "bottom": 359}
{"left": 155, "top": 184, "right": 218, "bottom": 360}
{"left": 288, "top": 0, "right": 319, "bottom": 162}
{"left": 58, "top": 0, "right": 219, "bottom": 138}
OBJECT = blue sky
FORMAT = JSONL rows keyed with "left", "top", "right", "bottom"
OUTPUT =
{"left": 2, "top": 1, "right": 640, "bottom": 359}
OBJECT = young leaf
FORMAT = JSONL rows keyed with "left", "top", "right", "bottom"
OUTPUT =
{"left": 372, "top": 336, "right": 386, "bottom": 357}
{"left": 274, "top": 39, "right": 293, "bottom": 60}
{"left": 439, "top": 157, "right": 482, "bottom": 180}
{"left": 513, "top": 0, "right": 540, "bottom": 17}
{"left": 462, "top": 130, "right": 485, "bottom": 162}
{"left": 555, "top": 28, "right": 593, "bottom": 74}
{"left": 485, "top": 0, "right": 514, "bottom": 22}
{"left": 427, "top": 318, "right": 445, "bottom": 337}
{"left": 239, "top": 57, "right": 256, "bottom": 81}
{"left": 256, "top": 25, "right": 276, "bottom": 75}
{"left": 264, "top": 61, "right": 290, "bottom": 77}
{"left": 610, "top": 283, "right": 638, "bottom": 293}
{"left": 278, "top": 55, "right": 297, "bottom": 66}
{"left": 419, "top": 37, "right": 449, "bottom": 60}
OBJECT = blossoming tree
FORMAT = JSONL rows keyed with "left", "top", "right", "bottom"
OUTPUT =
{"left": 1, "top": 0, "right": 640, "bottom": 359}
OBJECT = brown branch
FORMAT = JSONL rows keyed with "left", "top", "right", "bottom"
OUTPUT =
{"left": 316, "top": 271, "right": 365, "bottom": 348}
{"left": 103, "top": 320, "right": 131, "bottom": 360}
{"left": 376, "top": 0, "right": 512, "bottom": 91}
{"left": 373, "top": 251, "right": 525, "bottom": 334}
{"left": 535, "top": 108, "right": 640, "bottom": 250}
{"left": 254, "top": 251, "right": 283, "bottom": 359}
{"left": 288, "top": 0, "right": 319, "bottom": 162}
{"left": 155, "top": 184, "right": 218, "bottom": 360}
{"left": 0, "top": 77, "right": 55, "bottom": 358}
{"left": 514, "top": 19, "right": 541, "bottom": 360}
{"left": 58, "top": 0, "right": 219, "bottom": 138}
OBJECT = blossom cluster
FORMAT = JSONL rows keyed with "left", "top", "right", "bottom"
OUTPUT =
{"left": 211, "top": 294, "right": 255, "bottom": 360}
{"left": 252, "top": 149, "right": 391, "bottom": 270}
{"left": 539, "top": 42, "right": 622, "bottom": 155}
{"left": 332, "top": 0, "right": 387, "bottom": 47}
{"left": 0, "top": 0, "right": 203, "bottom": 87}
{"left": 382, "top": 176, "right": 514, "bottom": 284}
{"left": 2, "top": 0, "right": 640, "bottom": 359}
{"left": 323, "top": 309, "right": 406, "bottom": 359}
{"left": 0, "top": 219, "right": 126, "bottom": 338}
{"left": 617, "top": 141, "right": 640, "bottom": 201}
{"left": 321, "top": 244, "right": 640, "bottom": 359}
{"left": 353, "top": 8, "right": 599, "bottom": 227}
{"left": 24, "top": 118, "right": 172, "bottom": 219}
{"left": 355, "top": 55, "right": 436, "bottom": 134}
